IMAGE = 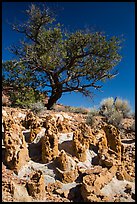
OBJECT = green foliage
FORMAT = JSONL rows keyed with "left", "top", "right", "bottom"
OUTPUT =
{"left": 9, "top": 86, "right": 45, "bottom": 108}
{"left": 2, "top": 4, "right": 123, "bottom": 109}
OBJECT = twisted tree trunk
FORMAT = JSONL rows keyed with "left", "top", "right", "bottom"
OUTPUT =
{"left": 46, "top": 83, "right": 63, "bottom": 110}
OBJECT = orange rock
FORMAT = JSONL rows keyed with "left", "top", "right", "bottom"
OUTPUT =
{"left": 3, "top": 116, "right": 29, "bottom": 174}
{"left": 26, "top": 170, "right": 45, "bottom": 200}
{"left": 55, "top": 150, "right": 78, "bottom": 183}
{"left": 41, "top": 116, "right": 59, "bottom": 163}
{"left": 73, "top": 123, "right": 94, "bottom": 162}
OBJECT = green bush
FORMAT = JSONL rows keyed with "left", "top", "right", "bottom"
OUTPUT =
{"left": 9, "top": 87, "right": 45, "bottom": 109}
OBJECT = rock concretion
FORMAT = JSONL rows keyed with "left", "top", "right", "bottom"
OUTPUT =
{"left": 97, "top": 124, "right": 134, "bottom": 182}
{"left": 55, "top": 150, "right": 78, "bottom": 183}
{"left": 24, "top": 111, "right": 42, "bottom": 143}
{"left": 73, "top": 123, "right": 94, "bottom": 162}
{"left": 57, "top": 117, "right": 72, "bottom": 133}
{"left": 26, "top": 170, "right": 45, "bottom": 200}
{"left": 41, "top": 116, "right": 59, "bottom": 163}
{"left": 103, "top": 124, "right": 122, "bottom": 160}
{"left": 98, "top": 124, "right": 122, "bottom": 168}
{"left": 2, "top": 106, "right": 135, "bottom": 202}
{"left": 3, "top": 115, "right": 29, "bottom": 174}
{"left": 81, "top": 165, "right": 117, "bottom": 202}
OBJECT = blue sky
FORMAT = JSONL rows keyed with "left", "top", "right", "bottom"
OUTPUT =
{"left": 2, "top": 2, "right": 135, "bottom": 111}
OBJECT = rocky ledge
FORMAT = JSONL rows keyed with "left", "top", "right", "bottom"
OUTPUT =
{"left": 2, "top": 107, "right": 135, "bottom": 202}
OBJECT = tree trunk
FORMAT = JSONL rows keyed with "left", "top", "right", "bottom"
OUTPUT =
{"left": 46, "top": 89, "right": 62, "bottom": 110}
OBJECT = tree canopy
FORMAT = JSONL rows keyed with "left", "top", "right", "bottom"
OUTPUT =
{"left": 2, "top": 4, "right": 123, "bottom": 109}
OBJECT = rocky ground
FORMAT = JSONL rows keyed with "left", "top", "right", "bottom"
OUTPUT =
{"left": 2, "top": 106, "right": 135, "bottom": 202}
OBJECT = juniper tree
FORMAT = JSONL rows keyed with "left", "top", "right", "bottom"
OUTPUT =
{"left": 3, "top": 4, "right": 123, "bottom": 109}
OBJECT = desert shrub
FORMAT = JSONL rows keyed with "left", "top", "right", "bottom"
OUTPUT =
{"left": 86, "top": 108, "right": 99, "bottom": 126}
{"left": 107, "top": 111, "right": 123, "bottom": 127}
{"left": 131, "top": 112, "right": 135, "bottom": 119}
{"left": 30, "top": 101, "right": 46, "bottom": 114}
{"left": 99, "top": 97, "right": 132, "bottom": 127}
{"left": 64, "top": 106, "right": 89, "bottom": 114}
{"left": 100, "top": 97, "right": 114, "bottom": 113}
{"left": 114, "top": 98, "right": 131, "bottom": 117}
{"left": 72, "top": 107, "right": 89, "bottom": 114}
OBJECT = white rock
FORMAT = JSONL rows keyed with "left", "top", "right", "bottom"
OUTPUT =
{"left": 44, "top": 175, "right": 55, "bottom": 184}
{"left": 54, "top": 114, "right": 64, "bottom": 122}
{"left": 2, "top": 110, "right": 8, "bottom": 117}
{"left": 58, "top": 132, "right": 73, "bottom": 144}
{"left": 32, "top": 127, "right": 46, "bottom": 144}
{"left": 18, "top": 112, "right": 26, "bottom": 119}
{"left": 62, "top": 113, "right": 72, "bottom": 120}
{"left": 13, "top": 182, "right": 32, "bottom": 202}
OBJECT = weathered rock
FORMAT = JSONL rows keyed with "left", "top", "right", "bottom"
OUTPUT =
{"left": 55, "top": 150, "right": 78, "bottom": 183}
{"left": 103, "top": 124, "right": 122, "bottom": 160}
{"left": 55, "top": 150, "right": 76, "bottom": 171}
{"left": 3, "top": 116, "right": 30, "bottom": 173}
{"left": 116, "top": 165, "right": 134, "bottom": 182}
{"left": 41, "top": 116, "right": 59, "bottom": 163}
{"left": 2, "top": 109, "right": 8, "bottom": 117}
{"left": 2, "top": 106, "right": 135, "bottom": 202}
{"left": 23, "top": 111, "right": 36, "bottom": 129}
{"left": 97, "top": 125, "right": 122, "bottom": 168}
{"left": 2, "top": 163, "right": 31, "bottom": 202}
{"left": 124, "top": 183, "right": 132, "bottom": 194}
{"left": 121, "top": 144, "right": 135, "bottom": 181}
{"left": 56, "top": 168, "right": 79, "bottom": 184}
{"left": 73, "top": 123, "right": 94, "bottom": 162}
{"left": 23, "top": 111, "right": 42, "bottom": 142}
{"left": 26, "top": 170, "right": 45, "bottom": 200}
{"left": 57, "top": 117, "right": 72, "bottom": 133}
{"left": 13, "top": 182, "right": 32, "bottom": 202}
{"left": 2, "top": 177, "right": 14, "bottom": 202}
{"left": 46, "top": 180, "right": 63, "bottom": 194}
{"left": 81, "top": 165, "right": 117, "bottom": 202}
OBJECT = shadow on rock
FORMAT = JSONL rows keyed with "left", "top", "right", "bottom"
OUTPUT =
{"left": 28, "top": 141, "right": 42, "bottom": 163}
{"left": 58, "top": 141, "right": 75, "bottom": 157}
{"left": 68, "top": 184, "right": 83, "bottom": 202}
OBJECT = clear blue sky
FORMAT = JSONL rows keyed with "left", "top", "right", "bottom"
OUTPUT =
{"left": 2, "top": 2, "right": 135, "bottom": 112}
